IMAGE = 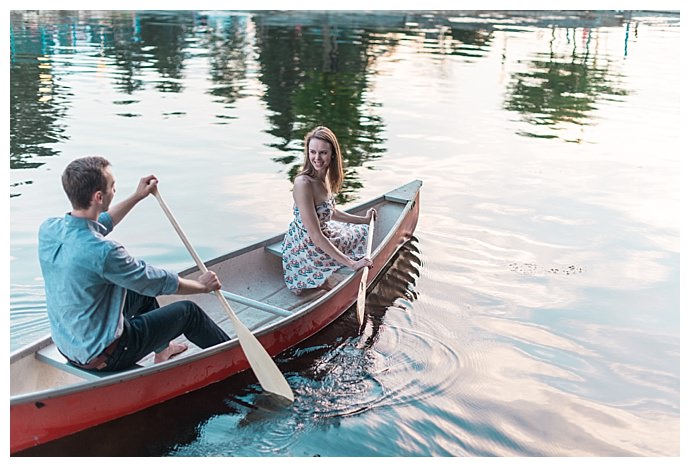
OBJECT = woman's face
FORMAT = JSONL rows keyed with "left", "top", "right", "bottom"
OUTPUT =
{"left": 308, "top": 137, "right": 333, "bottom": 173}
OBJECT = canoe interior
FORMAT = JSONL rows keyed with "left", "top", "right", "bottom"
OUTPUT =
{"left": 10, "top": 341, "right": 88, "bottom": 396}
{"left": 157, "top": 197, "right": 401, "bottom": 343}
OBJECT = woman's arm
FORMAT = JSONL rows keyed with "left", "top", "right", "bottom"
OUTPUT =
{"left": 331, "top": 207, "right": 376, "bottom": 224}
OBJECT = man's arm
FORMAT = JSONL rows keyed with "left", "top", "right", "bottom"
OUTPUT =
{"left": 108, "top": 175, "right": 158, "bottom": 227}
{"left": 104, "top": 246, "right": 222, "bottom": 297}
{"left": 176, "top": 271, "right": 222, "bottom": 295}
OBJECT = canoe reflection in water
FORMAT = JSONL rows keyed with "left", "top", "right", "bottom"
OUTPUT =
{"left": 18, "top": 238, "right": 424, "bottom": 457}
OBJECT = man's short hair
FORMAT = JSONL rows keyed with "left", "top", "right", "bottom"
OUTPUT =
{"left": 61, "top": 156, "right": 111, "bottom": 210}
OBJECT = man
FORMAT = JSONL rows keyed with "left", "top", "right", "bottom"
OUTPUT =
{"left": 38, "top": 156, "right": 229, "bottom": 372}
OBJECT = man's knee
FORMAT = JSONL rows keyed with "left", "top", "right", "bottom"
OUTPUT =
{"left": 177, "top": 300, "right": 207, "bottom": 318}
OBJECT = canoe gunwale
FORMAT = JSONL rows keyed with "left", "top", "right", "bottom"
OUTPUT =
{"left": 11, "top": 183, "right": 420, "bottom": 404}
{"left": 10, "top": 182, "right": 420, "bottom": 406}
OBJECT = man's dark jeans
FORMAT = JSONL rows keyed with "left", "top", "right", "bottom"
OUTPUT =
{"left": 105, "top": 291, "right": 229, "bottom": 371}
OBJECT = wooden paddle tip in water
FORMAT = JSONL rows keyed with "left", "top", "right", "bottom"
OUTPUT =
{"left": 257, "top": 376, "right": 295, "bottom": 403}
{"left": 356, "top": 303, "right": 364, "bottom": 325}
{"left": 356, "top": 270, "right": 367, "bottom": 326}
{"left": 235, "top": 321, "right": 296, "bottom": 402}
{"left": 267, "top": 384, "right": 295, "bottom": 403}
{"left": 355, "top": 218, "right": 375, "bottom": 327}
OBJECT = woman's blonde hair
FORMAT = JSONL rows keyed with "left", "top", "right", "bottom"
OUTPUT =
{"left": 299, "top": 126, "right": 344, "bottom": 193}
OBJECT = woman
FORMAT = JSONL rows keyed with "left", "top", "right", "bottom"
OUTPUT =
{"left": 282, "top": 126, "right": 376, "bottom": 294}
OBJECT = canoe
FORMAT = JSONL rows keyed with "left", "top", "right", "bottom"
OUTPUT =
{"left": 10, "top": 179, "right": 423, "bottom": 454}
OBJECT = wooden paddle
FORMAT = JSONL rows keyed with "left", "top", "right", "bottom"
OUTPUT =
{"left": 356, "top": 216, "right": 375, "bottom": 326}
{"left": 153, "top": 190, "right": 294, "bottom": 402}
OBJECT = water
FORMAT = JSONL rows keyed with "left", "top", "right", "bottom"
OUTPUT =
{"left": 9, "top": 10, "right": 680, "bottom": 456}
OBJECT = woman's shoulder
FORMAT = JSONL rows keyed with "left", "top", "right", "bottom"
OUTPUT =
{"left": 292, "top": 175, "right": 314, "bottom": 201}
{"left": 294, "top": 173, "right": 315, "bottom": 182}
{"left": 294, "top": 174, "right": 315, "bottom": 190}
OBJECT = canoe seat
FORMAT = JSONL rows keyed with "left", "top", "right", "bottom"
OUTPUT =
{"left": 35, "top": 343, "right": 136, "bottom": 381}
{"left": 265, "top": 241, "right": 282, "bottom": 257}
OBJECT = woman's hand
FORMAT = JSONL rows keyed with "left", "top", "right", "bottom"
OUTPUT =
{"left": 365, "top": 208, "right": 377, "bottom": 223}
{"left": 351, "top": 256, "right": 373, "bottom": 271}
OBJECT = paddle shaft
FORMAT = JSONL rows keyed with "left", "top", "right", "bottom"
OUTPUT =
{"left": 356, "top": 216, "right": 376, "bottom": 325}
{"left": 152, "top": 190, "right": 294, "bottom": 401}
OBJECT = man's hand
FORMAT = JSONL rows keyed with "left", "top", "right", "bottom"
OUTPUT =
{"left": 177, "top": 271, "right": 223, "bottom": 295}
{"left": 198, "top": 271, "right": 222, "bottom": 293}
{"left": 109, "top": 174, "right": 159, "bottom": 226}
{"left": 135, "top": 175, "right": 159, "bottom": 201}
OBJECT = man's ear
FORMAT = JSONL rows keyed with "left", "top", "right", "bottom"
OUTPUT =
{"left": 93, "top": 190, "right": 103, "bottom": 206}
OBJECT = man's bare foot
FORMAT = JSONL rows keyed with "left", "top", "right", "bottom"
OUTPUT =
{"left": 154, "top": 342, "right": 188, "bottom": 363}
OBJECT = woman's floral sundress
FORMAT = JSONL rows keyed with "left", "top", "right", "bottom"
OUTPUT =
{"left": 281, "top": 196, "right": 368, "bottom": 292}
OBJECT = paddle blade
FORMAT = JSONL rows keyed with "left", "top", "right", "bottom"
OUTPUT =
{"left": 234, "top": 321, "right": 295, "bottom": 402}
{"left": 214, "top": 290, "right": 294, "bottom": 402}
{"left": 355, "top": 217, "right": 375, "bottom": 327}
{"left": 356, "top": 268, "right": 368, "bottom": 326}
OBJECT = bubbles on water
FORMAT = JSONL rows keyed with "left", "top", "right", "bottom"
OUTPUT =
{"left": 508, "top": 262, "right": 538, "bottom": 275}
{"left": 508, "top": 262, "right": 585, "bottom": 276}
{"left": 547, "top": 265, "right": 585, "bottom": 275}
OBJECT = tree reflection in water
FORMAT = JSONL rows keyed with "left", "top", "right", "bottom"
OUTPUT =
{"left": 10, "top": 10, "right": 634, "bottom": 199}
{"left": 504, "top": 26, "right": 629, "bottom": 142}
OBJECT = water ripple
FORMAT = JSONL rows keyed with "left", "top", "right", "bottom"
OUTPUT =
{"left": 10, "top": 284, "right": 50, "bottom": 347}
{"left": 299, "top": 323, "right": 461, "bottom": 419}
{"left": 176, "top": 321, "right": 466, "bottom": 456}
